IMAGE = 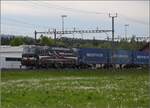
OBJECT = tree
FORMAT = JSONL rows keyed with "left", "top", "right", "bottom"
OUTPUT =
{"left": 99, "top": 41, "right": 111, "bottom": 49}
{"left": 92, "top": 36, "right": 99, "bottom": 47}
{"left": 1, "top": 36, "right": 14, "bottom": 45}
{"left": 40, "top": 36, "right": 54, "bottom": 46}
{"left": 10, "top": 37, "right": 24, "bottom": 46}
{"left": 117, "top": 39, "right": 129, "bottom": 50}
{"left": 130, "top": 35, "right": 136, "bottom": 43}
{"left": 81, "top": 43, "right": 93, "bottom": 48}
{"left": 56, "top": 41, "right": 65, "bottom": 47}
{"left": 23, "top": 36, "right": 35, "bottom": 45}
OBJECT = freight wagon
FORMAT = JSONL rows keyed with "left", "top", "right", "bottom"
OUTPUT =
{"left": 77, "top": 48, "right": 109, "bottom": 68}
{"left": 133, "top": 51, "right": 149, "bottom": 65}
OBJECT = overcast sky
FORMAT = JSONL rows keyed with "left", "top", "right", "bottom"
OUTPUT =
{"left": 1, "top": 1, "right": 149, "bottom": 39}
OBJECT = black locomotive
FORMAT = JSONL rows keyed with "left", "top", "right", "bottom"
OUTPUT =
{"left": 21, "top": 45, "right": 78, "bottom": 68}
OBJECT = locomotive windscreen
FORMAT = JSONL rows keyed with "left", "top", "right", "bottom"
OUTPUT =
{"left": 23, "top": 46, "right": 37, "bottom": 54}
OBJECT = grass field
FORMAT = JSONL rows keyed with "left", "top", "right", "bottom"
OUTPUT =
{"left": 1, "top": 69, "right": 150, "bottom": 108}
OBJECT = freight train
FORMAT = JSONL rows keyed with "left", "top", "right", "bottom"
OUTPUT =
{"left": 21, "top": 45, "right": 150, "bottom": 69}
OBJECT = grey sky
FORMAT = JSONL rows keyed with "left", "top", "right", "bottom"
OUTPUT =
{"left": 1, "top": 1, "right": 149, "bottom": 39}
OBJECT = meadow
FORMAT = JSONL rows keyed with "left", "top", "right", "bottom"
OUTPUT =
{"left": 1, "top": 69, "right": 150, "bottom": 108}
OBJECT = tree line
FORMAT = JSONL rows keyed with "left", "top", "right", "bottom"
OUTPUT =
{"left": 1, "top": 35, "right": 147, "bottom": 50}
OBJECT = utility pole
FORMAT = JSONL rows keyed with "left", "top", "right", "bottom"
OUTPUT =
{"left": 61, "top": 15, "right": 67, "bottom": 35}
{"left": 54, "top": 29, "right": 57, "bottom": 45}
{"left": 109, "top": 13, "right": 117, "bottom": 65}
{"left": 124, "top": 24, "right": 129, "bottom": 40}
{"left": 34, "top": 30, "right": 37, "bottom": 44}
{"left": 72, "top": 27, "right": 76, "bottom": 39}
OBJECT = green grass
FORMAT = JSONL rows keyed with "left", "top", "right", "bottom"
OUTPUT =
{"left": 1, "top": 69, "right": 150, "bottom": 108}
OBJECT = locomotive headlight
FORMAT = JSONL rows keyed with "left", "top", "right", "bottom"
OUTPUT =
{"left": 22, "top": 57, "right": 28, "bottom": 60}
{"left": 22, "top": 57, "right": 36, "bottom": 60}
{"left": 29, "top": 57, "right": 37, "bottom": 60}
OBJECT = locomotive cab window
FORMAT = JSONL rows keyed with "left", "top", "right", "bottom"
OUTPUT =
{"left": 23, "top": 46, "right": 36, "bottom": 54}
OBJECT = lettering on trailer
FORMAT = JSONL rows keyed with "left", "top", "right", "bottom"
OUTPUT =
{"left": 86, "top": 53, "right": 103, "bottom": 57}
{"left": 113, "top": 54, "right": 129, "bottom": 58}
{"left": 137, "top": 55, "right": 149, "bottom": 59}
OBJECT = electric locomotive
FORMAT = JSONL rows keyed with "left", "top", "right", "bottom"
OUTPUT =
{"left": 21, "top": 45, "right": 78, "bottom": 68}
